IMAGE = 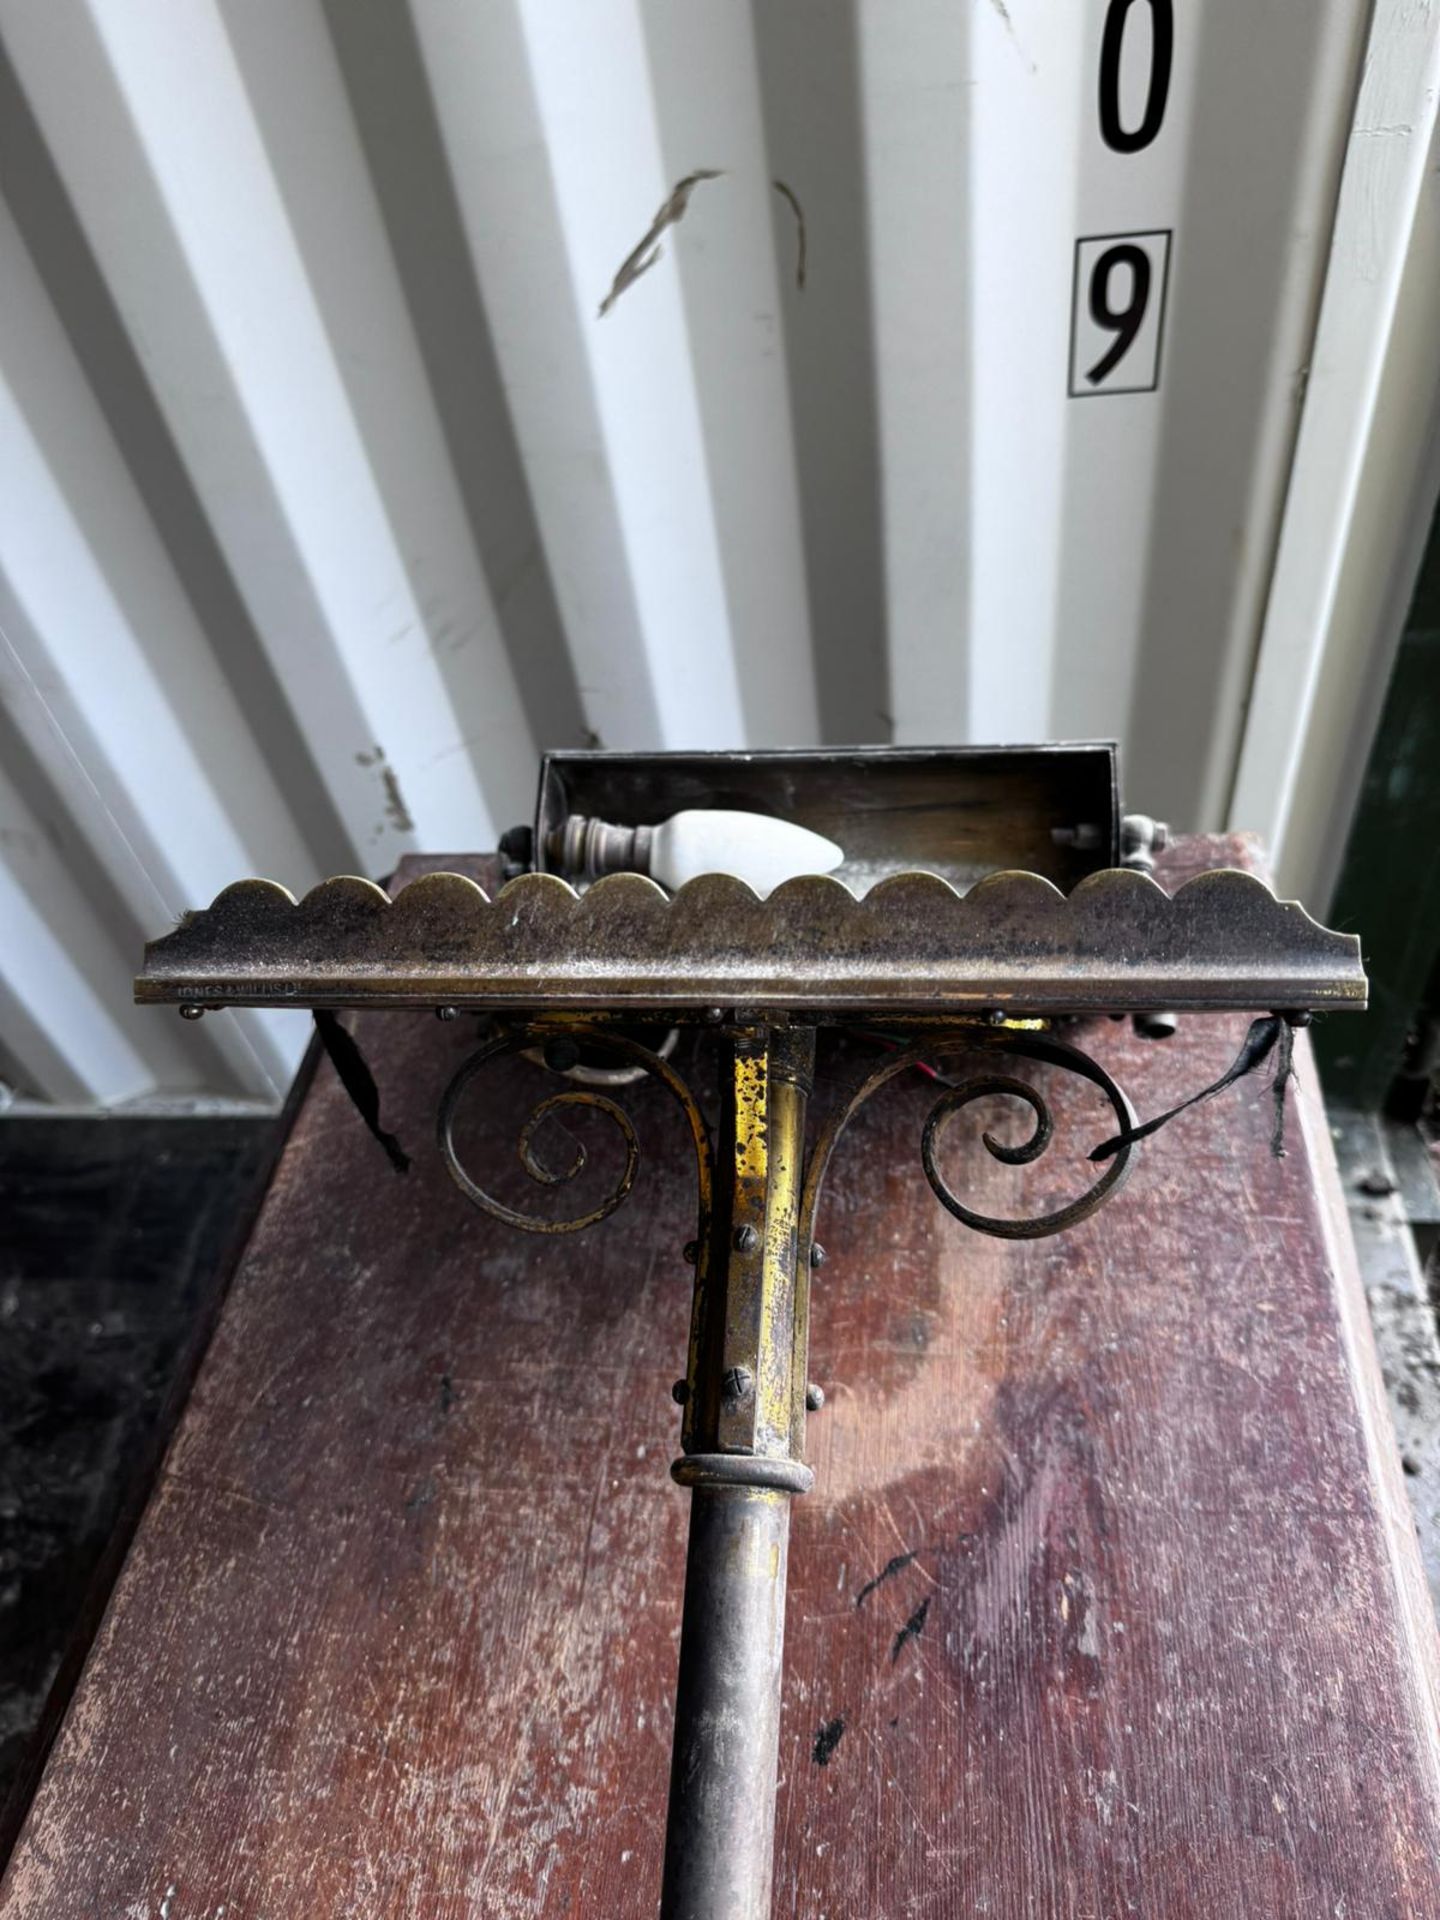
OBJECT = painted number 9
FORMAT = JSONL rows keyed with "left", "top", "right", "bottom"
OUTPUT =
{"left": 1087, "top": 243, "right": 1151, "bottom": 385}
{"left": 1099, "top": 0, "right": 1173, "bottom": 153}
{"left": 1069, "top": 232, "right": 1170, "bottom": 396}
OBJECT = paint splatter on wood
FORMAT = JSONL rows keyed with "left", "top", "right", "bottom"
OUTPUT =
{"left": 890, "top": 1596, "right": 931, "bottom": 1664}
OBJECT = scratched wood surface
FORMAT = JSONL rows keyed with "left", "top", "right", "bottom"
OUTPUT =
{"left": 4, "top": 836, "right": 1439, "bottom": 1918}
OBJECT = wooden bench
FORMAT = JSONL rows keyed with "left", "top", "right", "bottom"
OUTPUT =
{"left": 4, "top": 835, "right": 1438, "bottom": 1918}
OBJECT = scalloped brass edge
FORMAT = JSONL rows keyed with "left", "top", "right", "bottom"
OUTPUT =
{"left": 137, "top": 862, "right": 1366, "bottom": 1016}
{"left": 168, "top": 862, "right": 1316, "bottom": 921}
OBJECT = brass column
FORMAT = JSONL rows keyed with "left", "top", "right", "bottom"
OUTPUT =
{"left": 662, "top": 1024, "right": 817, "bottom": 1920}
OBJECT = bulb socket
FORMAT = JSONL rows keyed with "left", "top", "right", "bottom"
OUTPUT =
{"left": 547, "top": 814, "right": 656, "bottom": 881}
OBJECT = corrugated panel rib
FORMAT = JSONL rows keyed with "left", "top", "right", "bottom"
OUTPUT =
{"left": 0, "top": 0, "right": 1426, "bottom": 1102}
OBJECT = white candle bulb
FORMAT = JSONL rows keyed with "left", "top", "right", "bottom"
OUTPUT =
{"left": 550, "top": 808, "right": 844, "bottom": 897}
{"left": 648, "top": 810, "right": 844, "bottom": 896}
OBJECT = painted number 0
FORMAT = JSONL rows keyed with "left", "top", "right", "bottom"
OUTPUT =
{"left": 1098, "top": 0, "right": 1173, "bottom": 153}
{"left": 1086, "top": 244, "right": 1151, "bottom": 385}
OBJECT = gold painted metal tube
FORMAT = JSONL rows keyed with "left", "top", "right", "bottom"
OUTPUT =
{"left": 662, "top": 1025, "right": 816, "bottom": 1920}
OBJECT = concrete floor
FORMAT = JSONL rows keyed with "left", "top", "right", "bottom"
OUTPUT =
{"left": 0, "top": 1116, "right": 277, "bottom": 1833}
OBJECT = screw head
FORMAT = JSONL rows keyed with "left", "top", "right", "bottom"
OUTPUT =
{"left": 734, "top": 1224, "right": 760, "bottom": 1253}
{"left": 542, "top": 1035, "right": 581, "bottom": 1073}
{"left": 671, "top": 1380, "right": 689, "bottom": 1405}
{"left": 435, "top": 1005, "right": 458, "bottom": 1023}
{"left": 986, "top": 1009, "right": 1006, "bottom": 1027}
{"left": 721, "top": 1366, "right": 754, "bottom": 1402}
{"left": 682, "top": 1240, "right": 699, "bottom": 1266}
{"left": 178, "top": 1004, "right": 205, "bottom": 1022}
{"left": 805, "top": 1383, "right": 826, "bottom": 1412}
{"left": 809, "top": 1242, "right": 827, "bottom": 1269}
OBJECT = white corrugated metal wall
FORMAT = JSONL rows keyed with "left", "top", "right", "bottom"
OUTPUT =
{"left": 1, "top": 0, "right": 1438, "bottom": 1107}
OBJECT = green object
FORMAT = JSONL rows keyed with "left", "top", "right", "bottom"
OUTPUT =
{"left": 1317, "top": 515, "right": 1440, "bottom": 1111}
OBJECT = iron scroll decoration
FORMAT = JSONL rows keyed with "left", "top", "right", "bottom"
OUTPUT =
{"left": 436, "top": 1021, "right": 1139, "bottom": 1249}
{"left": 436, "top": 1023, "right": 714, "bottom": 1239}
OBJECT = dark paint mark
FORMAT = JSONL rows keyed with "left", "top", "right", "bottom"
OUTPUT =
{"left": 439, "top": 1374, "right": 456, "bottom": 1416}
{"left": 771, "top": 178, "right": 807, "bottom": 290}
{"left": 598, "top": 170, "right": 723, "bottom": 317}
{"left": 812, "top": 1715, "right": 846, "bottom": 1766}
{"left": 988, "top": 0, "right": 1037, "bottom": 74}
{"left": 404, "top": 1474, "right": 436, "bottom": 1515}
{"left": 855, "top": 1551, "right": 917, "bottom": 1608}
{"left": 891, "top": 1594, "right": 931, "bottom": 1663}
{"left": 380, "top": 765, "right": 414, "bottom": 835}
{"left": 353, "top": 743, "right": 414, "bottom": 834}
